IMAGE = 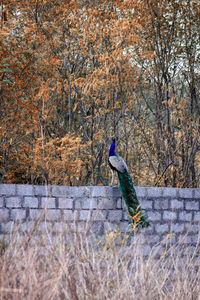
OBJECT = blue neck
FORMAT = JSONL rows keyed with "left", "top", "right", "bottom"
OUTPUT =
{"left": 109, "top": 141, "right": 116, "bottom": 156}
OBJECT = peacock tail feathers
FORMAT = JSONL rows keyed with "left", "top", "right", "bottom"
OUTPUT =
{"left": 118, "top": 171, "right": 150, "bottom": 228}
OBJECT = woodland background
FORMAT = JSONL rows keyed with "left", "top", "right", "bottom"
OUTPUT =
{"left": 0, "top": 0, "right": 199, "bottom": 187}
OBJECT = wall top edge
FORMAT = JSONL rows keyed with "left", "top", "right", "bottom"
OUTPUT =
{"left": 0, "top": 184, "right": 199, "bottom": 189}
{"left": 0, "top": 183, "right": 200, "bottom": 190}
{"left": 0, "top": 183, "right": 199, "bottom": 199}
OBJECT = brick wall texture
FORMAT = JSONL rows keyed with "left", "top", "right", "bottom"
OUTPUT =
{"left": 0, "top": 184, "right": 199, "bottom": 251}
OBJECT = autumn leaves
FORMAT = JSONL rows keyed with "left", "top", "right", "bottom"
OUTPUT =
{"left": 0, "top": 0, "right": 199, "bottom": 187}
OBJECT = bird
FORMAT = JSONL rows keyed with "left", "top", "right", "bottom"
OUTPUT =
{"left": 108, "top": 137, "right": 149, "bottom": 228}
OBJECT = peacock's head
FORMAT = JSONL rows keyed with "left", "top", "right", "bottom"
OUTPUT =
{"left": 112, "top": 137, "right": 118, "bottom": 143}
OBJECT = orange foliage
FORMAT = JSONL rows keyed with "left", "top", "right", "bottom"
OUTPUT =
{"left": 0, "top": 0, "right": 199, "bottom": 186}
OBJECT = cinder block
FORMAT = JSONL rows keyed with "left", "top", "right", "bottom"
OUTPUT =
{"left": 191, "top": 235, "right": 199, "bottom": 244}
{"left": 146, "top": 187, "right": 163, "bottom": 198}
{"left": 64, "top": 186, "right": 90, "bottom": 198}
{"left": 140, "top": 199, "right": 153, "bottom": 210}
{"left": 178, "top": 188, "right": 193, "bottom": 199}
{"left": 72, "top": 222, "right": 86, "bottom": 233}
{"left": 90, "top": 222, "right": 104, "bottom": 235}
{"left": 51, "top": 185, "right": 70, "bottom": 197}
{"left": 108, "top": 210, "right": 122, "bottom": 221}
{"left": 177, "top": 235, "right": 192, "bottom": 244}
{"left": 127, "top": 234, "right": 137, "bottom": 246}
{"left": 107, "top": 186, "right": 121, "bottom": 198}
{"left": 6, "top": 197, "right": 21, "bottom": 208}
{"left": 193, "top": 211, "right": 200, "bottom": 222}
{"left": 75, "top": 198, "right": 98, "bottom": 209}
{"left": 34, "top": 185, "right": 51, "bottom": 196}
{"left": 45, "top": 209, "right": 61, "bottom": 221}
{"left": 171, "top": 199, "right": 184, "bottom": 209}
{"left": 92, "top": 210, "right": 107, "bottom": 221}
{"left": 53, "top": 186, "right": 90, "bottom": 198}
{"left": 184, "top": 223, "right": 199, "bottom": 234}
{"left": 10, "top": 209, "right": 26, "bottom": 220}
{"left": 41, "top": 197, "right": 56, "bottom": 209}
{"left": 135, "top": 187, "right": 148, "bottom": 198}
{"left": 29, "top": 209, "right": 43, "bottom": 219}
{"left": 91, "top": 186, "right": 107, "bottom": 198}
{"left": 63, "top": 210, "right": 74, "bottom": 221}
{"left": 0, "top": 208, "right": 9, "bottom": 222}
{"left": 104, "top": 222, "right": 119, "bottom": 232}
{"left": 170, "top": 223, "right": 184, "bottom": 233}
{"left": 73, "top": 186, "right": 90, "bottom": 198}
{"left": 154, "top": 199, "right": 169, "bottom": 209}
{"left": 0, "top": 184, "right": 16, "bottom": 195}
{"left": 54, "top": 222, "right": 64, "bottom": 232}
{"left": 24, "top": 197, "right": 38, "bottom": 208}
{"left": 75, "top": 198, "right": 87, "bottom": 209}
{"left": 0, "top": 197, "right": 3, "bottom": 207}
{"left": 143, "top": 245, "right": 152, "bottom": 256}
{"left": 122, "top": 211, "right": 129, "bottom": 221}
{"left": 163, "top": 211, "right": 177, "bottom": 221}
{"left": 179, "top": 211, "right": 192, "bottom": 222}
{"left": 16, "top": 184, "right": 33, "bottom": 196}
{"left": 155, "top": 224, "right": 169, "bottom": 233}
{"left": 116, "top": 198, "right": 122, "bottom": 209}
{"left": 185, "top": 200, "right": 199, "bottom": 210}
{"left": 119, "top": 221, "right": 129, "bottom": 232}
{"left": 146, "top": 234, "right": 160, "bottom": 244}
{"left": 38, "top": 221, "right": 52, "bottom": 232}
{"left": 3, "top": 221, "right": 14, "bottom": 232}
{"left": 160, "top": 233, "right": 177, "bottom": 244}
{"left": 142, "top": 224, "right": 154, "bottom": 234}
{"left": 122, "top": 200, "right": 126, "bottom": 210}
{"left": 193, "top": 189, "right": 200, "bottom": 199}
{"left": 130, "top": 234, "right": 146, "bottom": 245}
{"left": 54, "top": 222, "right": 69, "bottom": 233}
{"left": 134, "top": 244, "right": 151, "bottom": 256}
{"left": 58, "top": 198, "right": 73, "bottom": 209}
{"left": 147, "top": 211, "right": 162, "bottom": 221}
{"left": 163, "top": 188, "right": 178, "bottom": 198}
{"left": 20, "top": 222, "right": 34, "bottom": 232}
{"left": 99, "top": 198, "right": 116, "bottom": 209}
{"left": 75, "top": 210, "right": 91, "bottom": 221}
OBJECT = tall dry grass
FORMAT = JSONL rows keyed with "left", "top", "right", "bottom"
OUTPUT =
{"left": 0, "top": 218, "right": 199, "bottom": 300}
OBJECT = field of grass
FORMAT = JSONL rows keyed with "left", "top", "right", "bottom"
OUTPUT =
{"left": 0, "top": 219, "right": 199, "bottom": 300}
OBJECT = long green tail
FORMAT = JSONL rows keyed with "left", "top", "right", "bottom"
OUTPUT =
{"left": 118, "top": 171, "right": 149, "bottom": 228}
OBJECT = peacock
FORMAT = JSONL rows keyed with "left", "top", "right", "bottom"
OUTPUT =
{"left": 108, "top": 137, "right": 149, "bottom": 228}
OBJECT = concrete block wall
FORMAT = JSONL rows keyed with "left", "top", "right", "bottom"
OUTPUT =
{"left": 0, "top": 184, "right": 200, "bottom": 250}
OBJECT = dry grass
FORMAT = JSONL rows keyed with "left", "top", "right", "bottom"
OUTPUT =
{"left": 0, "top": 219, "right": 199, "bottom": 300}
